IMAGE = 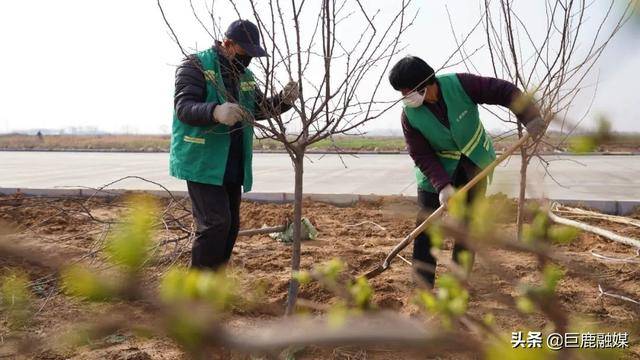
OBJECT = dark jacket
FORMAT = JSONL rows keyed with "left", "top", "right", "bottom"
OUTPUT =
{"left": 401, "top": 73, "right": 539, "bottom": 192}
{"left": 174, "top": 45, "right": 292, "bottom": 184}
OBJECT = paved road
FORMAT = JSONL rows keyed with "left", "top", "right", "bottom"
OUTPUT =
{"left": 1, "top": 151, "right": 639, "bottom": 201}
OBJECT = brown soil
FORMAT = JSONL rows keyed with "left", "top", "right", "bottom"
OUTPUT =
{"left": 0, "top": 194, "right": 639, "bottom": 359}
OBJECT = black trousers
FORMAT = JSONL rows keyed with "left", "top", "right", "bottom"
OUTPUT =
{"left": 413, "top": 168, "right": 486, "bottom": 286}
{"left": 187, "top": 181, "right": 242, "bottom": 270}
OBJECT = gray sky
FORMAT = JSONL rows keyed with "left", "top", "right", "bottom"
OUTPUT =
{"left": 0, "top": 0, "right": 637, "bottom": 135}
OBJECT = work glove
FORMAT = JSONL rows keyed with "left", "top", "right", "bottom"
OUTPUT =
{"left": 438, "top": 184, "right": 456, "bottom": 208}
{"left": 281, "top": 81, "right": 300, "bottom": 105}
{"left": 213, "top": 102, "right": 248, "bottom": 126}
{"left": 525, "top": 116, "right": 546, "bottom": 140}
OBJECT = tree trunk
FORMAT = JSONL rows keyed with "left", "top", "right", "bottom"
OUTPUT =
{"left": 516, "top": 126, "right": 528, "bottom": 240}
{"left": 285, "top": 153, "right": 304, "bottom": 315}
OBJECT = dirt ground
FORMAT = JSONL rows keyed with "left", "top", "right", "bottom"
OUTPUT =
{"left": 0, "top": 194, "right": 639, "bottom": 359}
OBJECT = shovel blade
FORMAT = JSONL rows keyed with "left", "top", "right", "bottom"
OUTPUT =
{"left": 362, "top": 264, "right": 386, "bottom": 279}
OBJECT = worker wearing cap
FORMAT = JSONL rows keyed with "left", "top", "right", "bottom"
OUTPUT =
{"left": 170, "top": 20, "right": 299, "bottom": 269}
{"left": 388, "top": 56, "right": 545, "bottom": 286}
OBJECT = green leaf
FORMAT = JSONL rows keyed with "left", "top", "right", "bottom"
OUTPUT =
{"left": 531, "top": 212, "right": 549, "bottom": 237}
{"left": 105, "top": 196, "right": 158, "bottom": 272}
{"left": 318, "top": 258, "right": 344, "bottom": 282}
{"left": 327, "top": 302, "right": 348, "bottom": 328}
{"left": 416, "top": 275, "right": 469, "bottom": 324}
{"left": 292, "top": 271, "right": 312, "bottom": 285}
{"left": 447, "top": 296, "right": 468, "bottom": 316}
{"left": 427, "top": 223, "right": 444, "bottom": 250}
{"left": 349, "top": 277, "right": 374, "bottom": 310}
{"left": 483, "top": 313, "right": 495, "bottom": 327}
{"left": 515, "top": 265, "right": 564, "bottom": 314}
{"left": 548, "top": 225, "right": 580, "bottom": 244}
{"left": 160, "top": 268, "right": 237, "bottom": 311}
{"left": 469, "top": 196, "right": 497, "bottom": 239}
{"left": 456, "top": 250, "right": 474, "bottom": 275}
{"left": 521, "top": 224, "right": 535, "bottom": 244}
{"left": 522, "top": 210, "right": 550, "bottom": 244}
{"left": 516, "top": 296, "right": 535, "bottom": 314}
{"left": 541, "top": 264, "right": 564, "bottom": 294}
{"left": 448, "top": 189, "right": 468, "bottom": 221}
{"left": 196, "top": 271, "right": 237, "bottom": 310}
{"left": 62, "top": 266, "right": 114, "bottom": 301}
{"left": 414, "top": 290, "right": 437, "bottom": 312}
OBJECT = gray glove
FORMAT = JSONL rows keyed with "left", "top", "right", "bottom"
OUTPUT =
{"left": 281, "top": 81, "right": 300, "bottom": 105}
{"left": 438, "top": 184, "right": 455, "bottom": 208}
{"left": 213, "top": 102, "right": 247, "bottom": 126}
{"left": 525, "top": 116, "right": 546, "bottom": 140}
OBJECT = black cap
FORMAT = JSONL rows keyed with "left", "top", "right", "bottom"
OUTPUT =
{"left": 225, "top": 20, "right": 268, "bottom": 57}
{"left": 389, "top": 56, "right": 435, "bottom": 91}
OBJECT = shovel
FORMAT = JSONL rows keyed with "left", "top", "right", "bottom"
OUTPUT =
{"left": 362, "top": 131, "right": 534, "bottom": 279}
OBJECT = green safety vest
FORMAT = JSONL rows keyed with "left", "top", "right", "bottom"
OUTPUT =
{"left": 169, "top": 48, "right": 256, "bottom": 192}
{"left": 404, "top": 73, "right": 496, "bottom": 193}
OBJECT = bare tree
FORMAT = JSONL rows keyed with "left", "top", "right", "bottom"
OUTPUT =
{"left": 157, "top": 0, "right": 417, "bottom": 314}
{"left": 473, "top": 0, "right": 636, "bottom": 236}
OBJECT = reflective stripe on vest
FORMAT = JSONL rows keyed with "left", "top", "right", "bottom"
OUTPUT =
{"left": 437, "top": 150, "right": 462, "bottom": 159}
{"left": 461, "top": 121, "right": 484, "bottom": 156}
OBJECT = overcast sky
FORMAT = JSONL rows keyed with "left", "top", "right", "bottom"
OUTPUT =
{"left": 0, "top": 0, "right": 637, "bottom": 135}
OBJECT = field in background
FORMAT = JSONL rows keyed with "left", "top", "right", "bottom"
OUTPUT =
{"left": 492, "top": 133, "right": 640, "bottom": 153}
{"left": 0, "top": 134, "right": 171, "bottom": 152}
{"left": 0, "top": 133, "right": 638, "bottom": 153}
{"left": 0, "top": 134, "right": 407, "bottom": 152}
{"left": 255, "top": 136, "right": 408, "bottom": 152}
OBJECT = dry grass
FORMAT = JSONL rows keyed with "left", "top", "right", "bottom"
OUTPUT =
{"left": 0, "top": 134, "right": 407, "bottom": 152}
{"left": 1, "top": 133, "right": 638, "bottom": 153}
{"left": 493, "top": 132, "right": 640, "bottom": 153}
{"left": 0, "top": 134, "right": 170, "bottom": 152}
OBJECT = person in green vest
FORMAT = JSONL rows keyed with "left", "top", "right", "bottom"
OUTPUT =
{"left": 170, "top": 20, "right": 299, "bottom": 270}
{"left": 388, "top": 56, "right": 545, "bottom": 287}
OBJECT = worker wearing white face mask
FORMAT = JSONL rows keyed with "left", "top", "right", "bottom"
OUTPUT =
{"left": 402, "top": 90, "right": 426, "bottom": 108}
{"left": 388, "top": 56, "right": 545, "bottom": 287}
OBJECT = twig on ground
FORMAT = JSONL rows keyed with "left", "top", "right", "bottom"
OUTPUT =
{"left": 397, "top": 254, "right": 412, "bottom": 266}
{"left": 554, "top": 204, "right": 640, "bottom": 228}
{"left": 295, "top": 298, "right": 331, "bottom": 311}
{"left": 549, "top": 203, "right": 640, "bottom": 248}
{"left": 598, "top": 284, "right": 640, "bottom": 306}
{"left": 345, "top": 221, "right": 387, "bottom": 231}
{"left": 590, "top": 249, "right": 640, "bottom": 264}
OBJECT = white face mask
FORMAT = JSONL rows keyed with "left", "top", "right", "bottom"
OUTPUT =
{"left": 402, "top": 91, "right": 424, "bottom": 108}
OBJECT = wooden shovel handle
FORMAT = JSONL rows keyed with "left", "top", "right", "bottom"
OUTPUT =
{"left": 375, "top": 132, "right": 532, "bottom": 275}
